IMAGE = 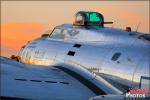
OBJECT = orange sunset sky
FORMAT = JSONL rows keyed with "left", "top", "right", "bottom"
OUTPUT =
{"left": 1, "top": 1, "right": 150, "bottom": 57}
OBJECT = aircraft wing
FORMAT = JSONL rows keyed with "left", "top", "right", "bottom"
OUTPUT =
{"left": 0, "top": 56, "right": 122, "bottom": 100}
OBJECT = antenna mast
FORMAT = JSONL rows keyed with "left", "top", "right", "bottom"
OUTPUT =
{"left": 135, "top": 22, "right": 141, "bottom": 32}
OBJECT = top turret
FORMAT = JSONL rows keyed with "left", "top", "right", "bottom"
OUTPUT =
{"left": 73, "top": 11, "right": 104, "bottom": 27}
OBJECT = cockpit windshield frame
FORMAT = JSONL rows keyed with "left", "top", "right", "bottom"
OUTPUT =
{"left": 49, "top": 27, "right": 80, "bottom": 40}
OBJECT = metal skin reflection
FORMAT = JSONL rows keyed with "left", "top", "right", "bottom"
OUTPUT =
{"left": 18, "top": 25, "right": 149, "bottom": 93}
{"left": 18, "top": 11, "right": 150, "bottom": 93}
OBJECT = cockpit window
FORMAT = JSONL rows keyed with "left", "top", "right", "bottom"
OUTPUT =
{"left": 50, "top": 28, "right": 64, "bottom": 39}
{"left": 50, "top": 28, "right": 80, "bottom": 39}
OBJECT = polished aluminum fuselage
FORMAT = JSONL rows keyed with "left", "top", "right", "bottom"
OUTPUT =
{"left": 18, "top": 24, "right": 150, "bottom": 92}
